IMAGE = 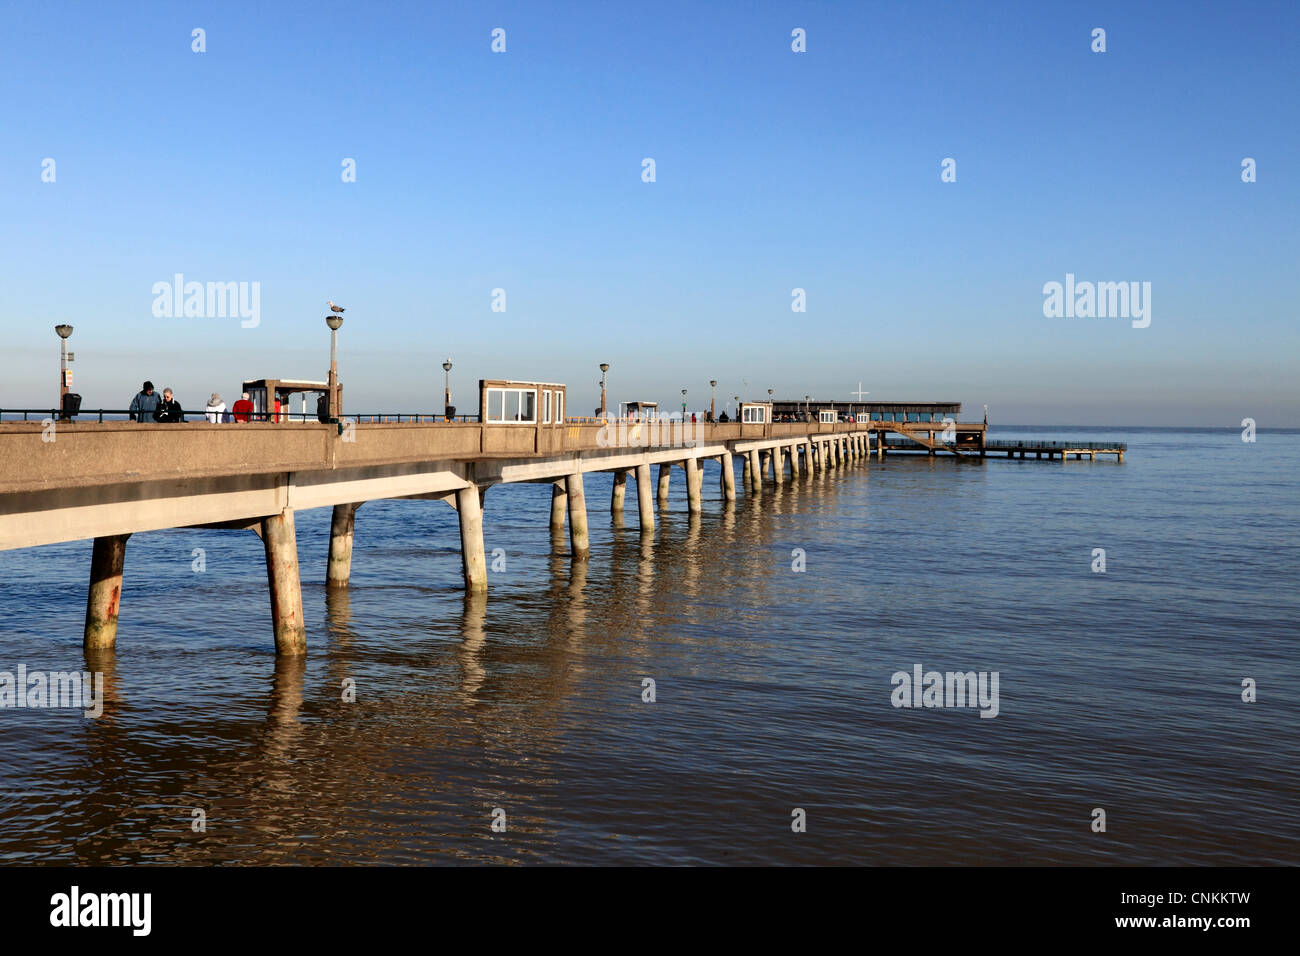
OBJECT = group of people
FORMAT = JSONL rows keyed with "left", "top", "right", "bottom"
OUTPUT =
{"left": 127, "top": 381, "right": 255, "bottom": 424}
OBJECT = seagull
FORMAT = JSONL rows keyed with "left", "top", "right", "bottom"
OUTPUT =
{"left": 328, "top": 300, "right": 345, "bottom": 313}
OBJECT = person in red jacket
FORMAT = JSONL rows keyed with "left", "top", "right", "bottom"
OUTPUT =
{"left": 231, "top": 391, "right": 255, "bottom": 423}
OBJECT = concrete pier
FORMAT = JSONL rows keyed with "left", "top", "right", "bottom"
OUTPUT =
{"left": 261, "top": 509, "right": 306, "bottom": 655}
{"left": 566, "top": 471, "right": 590, "bottom": 558}
{"left": 2, "top": 416, "right": 896, "bottom": 653}
{"left": 635, "top": 462, "right": 654, "bottom": 532}
{"left": 326, "top": 502, "right": 359, "bottom": 587}
{"left": 456, "top": 484, "right": 488, "bottom": 592}
{"left": 84, "top": 533, "right": 129, "bottom": 651}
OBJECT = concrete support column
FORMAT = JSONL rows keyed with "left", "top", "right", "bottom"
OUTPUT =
{"left": 685, "top": 457, "right": 702, "bottom": 514}
{"left": 262, "top": 509, "right": 306, "bottom": 655}
{"left": 721, "top": 450, "right": 736, "bottom": 501}
{"left": 550, "top": 480, "right": 567, "bottom": 530}
{"left": 566, "top": 471, "right": 590, "bottom": 558}
{"left": 326, "top": 502, "right": 359, "bottom": 588}
{"left": 611, "top": 469, "right": 627, "bottom": 514}
{"left": 657, "top": 462, "right": 672, "bottom": 501}
{"left": 84, "top": 533, "right": 130, "bottom": 651}
{"left": 741, "top": 452, "right": 752, "bottom": 492}
{"left": 803, "top": 441, "right": 814, "bottom": 475}
{"left": 635, "top": 462, "right": 654, "bottom": 532}
{"left": 748, "top": 449, "right": 763, "bottom": 495}
{"left": 456, "top": 484, "right": 488, "bottom": 592}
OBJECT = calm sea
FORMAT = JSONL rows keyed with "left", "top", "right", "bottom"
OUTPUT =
{"left": 0, "top": 426, "right": 1296, "bottom": 865}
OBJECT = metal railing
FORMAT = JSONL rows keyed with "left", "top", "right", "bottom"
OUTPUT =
{"left": 0, "top": 408, "right": 478, "bottom": 424}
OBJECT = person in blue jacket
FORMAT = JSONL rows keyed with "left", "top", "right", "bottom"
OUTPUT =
{"left": 128, "top": 381, "right": 159, "bottom": 422}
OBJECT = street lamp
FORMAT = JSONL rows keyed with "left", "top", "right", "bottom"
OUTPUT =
{"left": 805, "top": 394, "right": 811, "bottom": 420}
{"left": 325, "top": 313, "right": 343, "bottom": 420}
{"left": 599, "top": 363, "right": 610, "bottom": 419}
{"left": 709, "top": 380, "right": 717, "bottom": 422}
{"left": 54, "top": 324, "right": 73, "bottom": 417}
{"left": 443, "top": 358, "right": 453, "bottom": 420}
{"left": 681, "top": 388, "right": 687, "bottom": 417}
{"left": 733, "top": 395, "right": 740, "bottom": 418}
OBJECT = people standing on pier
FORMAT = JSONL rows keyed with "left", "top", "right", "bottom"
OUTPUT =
{"left": 128, "top": 381, "right": 159, "bottom": 423}
{"left": 205, "top": 392, "right": 227, "bottom": 424}
{"left": 152, "top": 388, "right": 185, "bottom": 423}
{"left": 232, "top": 392, "right": 254, "bottom": 423}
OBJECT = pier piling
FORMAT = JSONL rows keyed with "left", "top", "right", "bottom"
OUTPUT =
{"left": 84, "top": 533, "right": 129, "bottom": 651}
{"left": 550, "top": 481, "right": 567, "bottom": 530}
{"left": 326, "top": 502, "right": 359, "bottom": 588}
{"left": 566, "top": 471, "right": 590, "bottom": 558}
{"left": 456, "top": 484, "right": 489, "bottom": 592}
{"left": 261, "top": 509, "right": 306, "bottom": 655}
{"left": 635, "top": 462, "right": 654, "bottom": 532}
{"left": 611, "top": 469, "right": 627, "bottom": 514}
{"left": 685, "top": 457, "right": 702, "bottom": 514}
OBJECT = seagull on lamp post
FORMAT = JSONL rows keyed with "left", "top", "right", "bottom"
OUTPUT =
{"left": 328, "top": 300, "right": 346, "bottom": 314}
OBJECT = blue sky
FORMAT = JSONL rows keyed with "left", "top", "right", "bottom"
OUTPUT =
{"left": 1, "top": 0, "right": 1296, "bottom": 425}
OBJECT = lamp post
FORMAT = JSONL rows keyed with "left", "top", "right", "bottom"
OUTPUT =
{"left": 325, "top": 313, "right": 343, "bottom": 420}
{"left": 599, "top": 363, "right": 610, "bottom": 419}
{"left": 709, "top": 380, "right": 717, "bottom": 422}
{"left": 443, "top": 359, "right": 453, "bottom": 420}
{"left": 805, "top": 394, "right": 810, "bottom": 420}
{"left": 54, "top": 324, "right": 73, "bottom": 417}
{"left": 681, "top": 388, "right": 687, "bottom": 417}
{"left": 733, "top": 395, "right": 740, "bottom": 419}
